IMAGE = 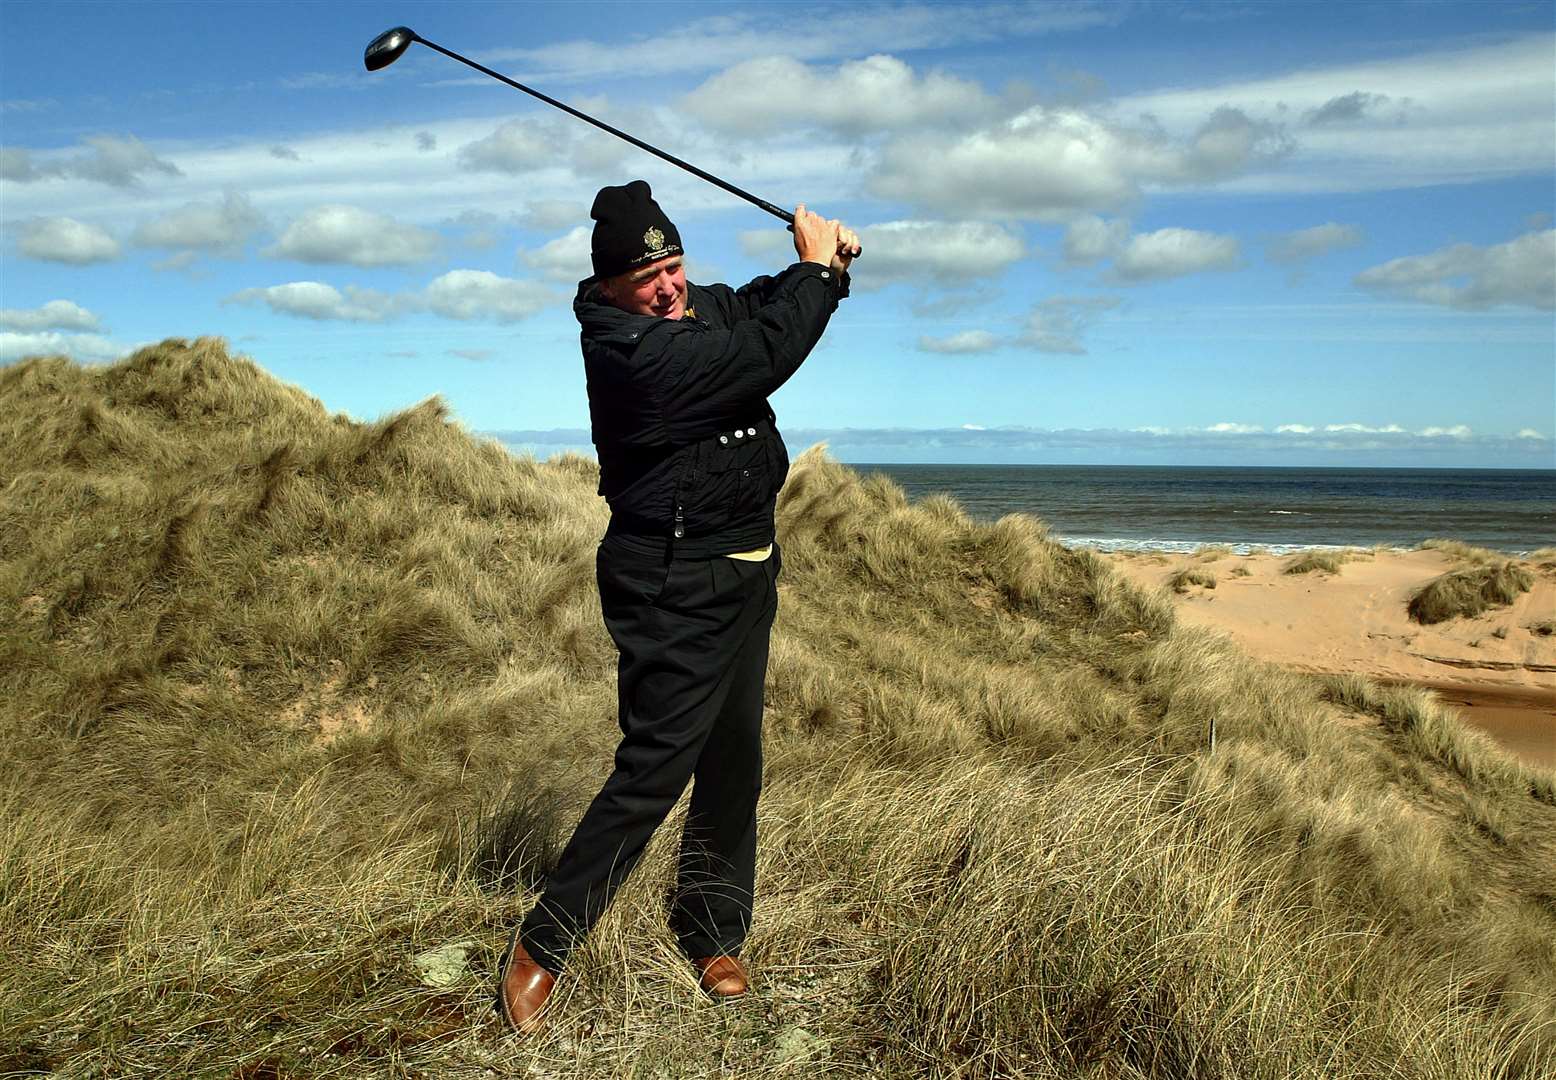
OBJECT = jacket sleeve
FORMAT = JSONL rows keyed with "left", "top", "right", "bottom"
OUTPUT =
{"left": 638, "top": 263, "right": 848, "bottom": 443}
{"left": 695, "top": 272, "right": 789, "bottom": 324}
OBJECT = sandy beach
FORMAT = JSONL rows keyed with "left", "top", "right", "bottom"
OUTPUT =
{"left": 1106, "top": 547, "right": 1556, "bottom": 768}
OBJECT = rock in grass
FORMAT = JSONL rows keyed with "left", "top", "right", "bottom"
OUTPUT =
{"left": 413, "top": 941, "right": 474, "bottom": 987}
{"left": 775, "top": 1025, "right": 826, "bottom": 1062}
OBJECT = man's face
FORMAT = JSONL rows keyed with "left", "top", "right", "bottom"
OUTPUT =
{"left": 602, "top": 254, "right": 686, "bottom": 320}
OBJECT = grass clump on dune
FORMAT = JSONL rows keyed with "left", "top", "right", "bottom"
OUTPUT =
{"left": 1407, "top": 562, "right": 1535, "bottom": 625}
{"left": 1168, "top": 567, "right": 1217, "bottom": 593}
{"left": 1283, "top": 548, "right": 1363, "bottom": 575}
{"left": 1417, "top": 537, "right": 1510, "bottom": 566}
{"left": 1191, "top": 543, "right": 1234, "bottom": 562}
{"left": 3, "top": 339, "right": 1555, "bottom": 1078}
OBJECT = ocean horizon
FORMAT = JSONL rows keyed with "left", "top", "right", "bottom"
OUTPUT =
{"left": 851, "top": 464, "right": 1556, "bottom": 556}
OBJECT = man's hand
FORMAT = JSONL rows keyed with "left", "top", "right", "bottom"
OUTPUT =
{"left": 831, "top": 223, "right": 860, "bottom": 275}
{"left": 791, "top": 205, "right": 839, "bottom": 267}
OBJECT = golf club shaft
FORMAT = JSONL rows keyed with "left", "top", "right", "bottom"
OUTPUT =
{"left": 414, "top": 36, "right": 796, "bottom": 225}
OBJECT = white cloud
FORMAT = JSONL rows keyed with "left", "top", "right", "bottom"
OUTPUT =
{"left": 1354, "top": 229, "right": 1555, "bottom": 311}
{"left": 132, "top": 190, "right": 264, "bottom": 255}
{"left": 1304, "top": 91, "right": 1392, "bottom": 127}
{"left": 0, "top": 331, "right": 128, "bottom": 363}
{"left": 863, "top": 220, "right": 1026, "bottom": 285}
{"left": 264, "top": 205, "right": 441, "bottom": 267}
{"left": 0, "top": 299, "right": 101, "bottom": 332}
{"left": 226, "top": 281, "right": 398, "bottom": 322}
{"left": 1063, "top": 215, "right": 1129, "bottom": 266}
{"left": 153, "top": 250, "right": 202, "bottom": 274}
{"left": 457, "top": 117, "right": 627, "bottom": 177}
{"left": 1113, "top": 33, "right": 1555, "bottom": 192}
{"left": 423, "top": 270, "right": 555, "bottom": 322}
{"left": 1017, "top": 295, "right": 1120, "bottom": 354}
{"left": 683, "top": 54, "right": 992, "bottom": 136}
{"left": 917, "top": 330, "right": 1000, "bottom": 354}
{"left": 2, "top": 134, "right": 182, "bottom": 187}
{"left": 456, "top": 119, "right": 552, "bottom": 174}
{"left": 483, "top": 3, "right": 1119, "bottom": 84}
{"left": 1516, "top": 429, "right": 1548, "bottom": 440}
{"left": 521, "top": 200, "right": 587, "bottom": 232}
{"left": 1276, "top": 423, "right": 1315, "bottom": 434}
{"left": 1324, "top": 423, "right": 1405, "bottom": 434}
{"left": 740, "top": 220, "right": 1025, "bottom": 288}
{"left": 443, "top": 209, "right": 512, "bottom": 251}
{"left": 1, "top": 98, "right": 56, "bottom": 114}
{"left": 0, "top": 147, "right": 39, "bottom": 181}
{"left": 17, "top": 217, "right": 120, "bottom": 264}
{"left": 1110, "top": 228, "right": 1240, "bottom": 282}
{"left": 1266, "top": 222, "right": 1363, "bottom": 264}
{"left": 545, "top": 421, "right": 1548, "bottom": 464}
{"left": 872, "top": 104, "right": 1286, "bottom": 219}
{"left": 1206, "top": 422, "right": 1263, "bottom": 434}
{"left": 910, "top": 285, "right": 1000, "bottom": 318}
{"left": 736, "top": 230, "right": 792, "bottom": 261}
{"left": 1420, "top": 425, "right": 1472, "bottom": 438}
{"left": 521, "top": 225, "right": 593, "bottom": 282}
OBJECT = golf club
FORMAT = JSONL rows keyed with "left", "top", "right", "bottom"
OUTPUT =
{"left": 364, "top": 26, "right": 860, "bottom": 256}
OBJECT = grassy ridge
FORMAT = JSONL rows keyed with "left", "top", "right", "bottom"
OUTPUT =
{"left": 3, "top": 339, "right": 1554, "bottom": 1078}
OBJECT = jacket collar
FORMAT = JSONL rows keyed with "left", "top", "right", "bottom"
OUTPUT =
{"left": 574, "top": 278, "right": 695, "bottom": 344}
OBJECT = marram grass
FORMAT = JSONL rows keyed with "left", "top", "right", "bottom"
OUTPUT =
{"left": 1407, "top": 561, "right": 1535, "bottom": 625}
{"left": 2, "top": 339, "right": 1554, "bottom": 1078}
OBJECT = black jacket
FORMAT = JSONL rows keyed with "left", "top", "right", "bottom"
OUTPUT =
{"left": 577, "top": 261, "right": 848, "bottom": 557}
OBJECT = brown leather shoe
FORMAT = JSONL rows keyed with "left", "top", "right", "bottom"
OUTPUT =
{"left": 496, "top": 931, "right": 556, "bottom": 1033}
{"left": 692, "top": 955, "right": 749, "bottom": 998}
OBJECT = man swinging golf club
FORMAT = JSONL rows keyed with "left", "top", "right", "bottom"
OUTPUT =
{"left": 497, "top": 181, "right": 859, "bottom": 1032}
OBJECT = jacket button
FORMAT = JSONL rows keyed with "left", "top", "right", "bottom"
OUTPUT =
{"left": 673, "top": 526, "right": 684, "bottom": 538}
{"left": 747, "top": 427, "right": 756, "bottom": 436}
{"left": 719, "top": 435, "right": 728, "bottom": 444}
{"left": 742, "top": 469, "right": 749, "bottom": 477}
{"left": 821, "top": 271, "right": 830, "bottom": 279}
{"left": 734, "top": 430, "right": 744, "bottom": 439}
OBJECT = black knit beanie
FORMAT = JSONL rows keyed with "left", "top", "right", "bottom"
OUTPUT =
{"left": 589, "top": 180, "right": 682, "bottom": 280}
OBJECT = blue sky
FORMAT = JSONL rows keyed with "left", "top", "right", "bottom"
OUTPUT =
{"left": 2, "top": 0, "right": 1552, "bottom": 467}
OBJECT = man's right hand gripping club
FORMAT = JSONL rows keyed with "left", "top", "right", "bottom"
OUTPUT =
{"left": 792, "top": 204, "right": 861, "bottom": 275}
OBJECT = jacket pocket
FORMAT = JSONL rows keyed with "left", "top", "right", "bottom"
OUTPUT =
{"left": 699, "top": 425, "right": 770, "bottom": 522}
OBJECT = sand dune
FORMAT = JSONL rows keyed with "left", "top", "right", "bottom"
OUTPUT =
{"left": 1106, "top": 547, "right": 1556, "bottom": 767}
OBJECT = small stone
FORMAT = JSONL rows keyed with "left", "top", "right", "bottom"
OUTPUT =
{"left": 412, "top": 941, "right": 473, "bottom": 987}
{"left": 774, "top": 1025, "right": 825, "bottom": 1063}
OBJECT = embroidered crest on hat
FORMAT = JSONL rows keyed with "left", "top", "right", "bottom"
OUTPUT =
{"left": 643, "top": 226, "right": 665, "bottom": 251}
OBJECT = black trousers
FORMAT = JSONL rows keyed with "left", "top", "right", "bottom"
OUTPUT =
{"left": 518, "top": 533, "right": 780, "bottom": 974}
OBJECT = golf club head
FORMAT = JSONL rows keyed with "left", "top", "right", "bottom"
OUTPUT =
{"left": 364, "top": 26, "right": 418, "bottom": 71}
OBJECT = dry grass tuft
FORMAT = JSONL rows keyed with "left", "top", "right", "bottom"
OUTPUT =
{"left": 1407, "top": 562, "right": 1535, "bottom": 624}
{"left": 1169, "top": 567, "right": 1217, "bottom": 593}
{"left": 3, "top": 340, "right": 1554, "bottom": 1077}
{"left": 1283, "top": 549, "right": 1363, "bottom": 575}
{"left": 1417, "top": 538, "right": 1510, "bottom": 566}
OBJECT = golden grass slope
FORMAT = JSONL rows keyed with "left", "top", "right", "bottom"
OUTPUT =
{"left": 2, "top": 339, "right": 1554, "bottom": 1078}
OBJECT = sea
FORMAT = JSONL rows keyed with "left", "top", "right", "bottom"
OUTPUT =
{"left": 852, "top": 465, "right": 1556, "bottom": 556}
